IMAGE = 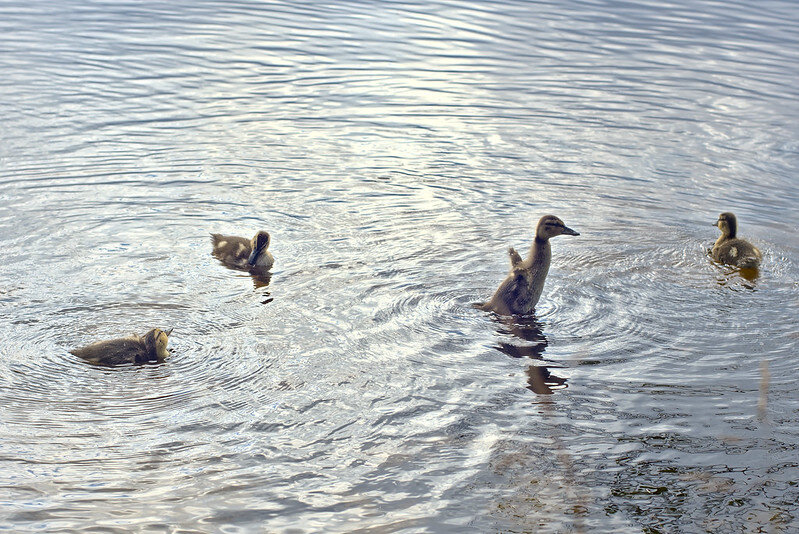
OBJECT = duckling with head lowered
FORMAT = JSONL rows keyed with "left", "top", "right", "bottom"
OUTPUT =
{"left": 71, "top": 328, "right": 172, "bottom": 366}
{"left": 479, "top": 215, "right": 579, "bottom": 316}
{"left": 211, "top": 230, "right": 274, "bottom": 272}
{"left": 711, "top": 212, "right": 761, "bottom": 269}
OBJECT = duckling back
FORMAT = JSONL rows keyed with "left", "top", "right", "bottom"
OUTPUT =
{"left": 71, "top": 335, "right": 150, "bottom": 366}
{"left": 711, "top": 238, "right": 762, "bottom": 268}
{"left": 211, "top": 234, "right": 251, "bottom": 267}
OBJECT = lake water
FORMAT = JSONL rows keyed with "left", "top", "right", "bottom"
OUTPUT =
{"left": 1, "top": 0, "right": 798, "bottom": 532}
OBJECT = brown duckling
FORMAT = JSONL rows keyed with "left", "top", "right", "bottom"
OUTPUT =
{"left": 479, "top": 215, "right": 579, "bottom": 315}
{"left": 711, "top": 212, "right": 762, "bottom": 268}
{"left": 211, "top": 230, "right": 274, "bottom": 271}
{"left": 71, "top": 328, "right": 172, "bottom": 366}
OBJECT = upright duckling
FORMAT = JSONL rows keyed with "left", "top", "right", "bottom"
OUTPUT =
{"left": 480, "top": 215, "right": 579, "bottom": 316}
{"left": 211, "top": 230, "right": 274, "bottom": 271}
{"left": 711, "top": 212, "right": 762, "bottom": 268}
{"left": 71, "top": 328, "right": 172, "bottom": 366}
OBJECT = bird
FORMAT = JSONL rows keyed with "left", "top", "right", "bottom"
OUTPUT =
{"left": 479, "top": 215, "right": 579, "bottom": 315}
{"left": 211, "top": 230, "right": 274, "bottom": 271}
{"left": 711, "top": 212, "right": 762, "bottom": 269}
{"left": 71, "top": 328, "right": 172, "bottom": 366}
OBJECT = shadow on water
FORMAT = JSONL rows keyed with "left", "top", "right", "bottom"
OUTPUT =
{"left": 711, "top": 260, "right": 760, "bottom": 290}
{"left": 249, "top": 271, "right": 272, "bottom": 290}
{"left": 248, "top": 271, "right": 273, "bottom": 304}
{"left": 77, "top": 356, "right": 172, "bottom": 369}
{"left": 491, "top": 315, "right": 568, "bottom": 394}
{"left": 212, "top": 257, "right": 273, "bottom": 300}
{"left": 716, "top": 268, "right": 759, "bottom": 292}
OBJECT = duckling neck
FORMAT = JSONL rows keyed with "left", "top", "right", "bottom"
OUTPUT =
{"left": 527, "top": 236, "right": 551, "bottom": 269}
{"left": 714, "top": 233, "right": 731, "bottom": 249}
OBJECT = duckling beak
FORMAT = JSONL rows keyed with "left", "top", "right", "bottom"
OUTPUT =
{"left": 165, "top": 328, "right": 173, "bottom": 337}
{"left": 246, "top": 248, "right": 261, "bottom": 266}
{"left": 562, "top": 226, "right": 580, "bottom": 236}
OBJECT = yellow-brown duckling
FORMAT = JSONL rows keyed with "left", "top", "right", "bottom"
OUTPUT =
{"left": 711, "top": 212, "right": 762, "bottom": 269}
{"left": 71, "top": 328, "right": 172, "bottom": 366}
{"left": 479, "top": 215, "right": 579, "bottom": 316}
{"left": 211, "top": 230, "right": 274, "bottom": 271}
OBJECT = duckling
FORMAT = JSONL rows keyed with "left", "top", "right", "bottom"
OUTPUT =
{"left": 479, "top": 215, "right": 579, "bottom": 315}
{"left": 71, "top": 328, "right": 172, "bottom": 366}
{"left": 711, "top": 212, "right": 762, "bottom": 268}
{"left": 211, "top": 230, "right": 274, "bottom": 271}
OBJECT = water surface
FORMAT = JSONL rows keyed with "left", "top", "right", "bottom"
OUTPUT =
{"left": 1, "top": 0, "right": 798, "bottom": 532}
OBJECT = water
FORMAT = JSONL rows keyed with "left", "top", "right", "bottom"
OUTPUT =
{"left": 1, "top": 0, "right": 798, "bottom": 531}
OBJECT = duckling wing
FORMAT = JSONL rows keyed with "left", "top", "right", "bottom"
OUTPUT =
{"left": 508, "top": 247, "right": 523, "bottom": 269}
{"left": 482, "top": 269, "right": 529, "bottom": 315}
{"left": 507, "top": 269, "right": 536, "bottom": 314}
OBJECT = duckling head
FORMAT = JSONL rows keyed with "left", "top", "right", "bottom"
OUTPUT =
{"left": 247, "top": 231, "right": 271, "bottom": 266}
{"left": 536, "top": 215, "right": 580, "bottom": 241}
{"left": 143, "top": 328, "right": 172, "bottom": 362}
{"left": 715, "top": 212, "right": 737, "bottom": 238}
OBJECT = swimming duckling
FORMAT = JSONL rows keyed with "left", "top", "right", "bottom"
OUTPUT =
{"left": 479, "top": 215, "right": 579, "bottom": 315}
{"left": 211, "top": 230, "right": 274, "bottom": 271}
{"left": 711, "top": 212, "right": 762, "bottom": 268}
{"left": 71, "top": 328, "right": 172, "bottom": 366}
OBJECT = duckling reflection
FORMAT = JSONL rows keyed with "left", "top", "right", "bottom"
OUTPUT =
{"left": 714, "top": 265, "right": 758, "bottom": 290}
{"left": 71, "top": 328, "right": 172, "bottom": 366}
{"left": 711, "top": 212, "right": 762, "bottom": 270}
{"left": 250, "top": 272, "right": 272, "bottom": 291}
{"left": 211, "top": 231, "right": 274, "bottom": 273}
{"left": 480, "top": 215, "right": 579, "bottom": 316}
{"left": 492, "top": 315, "right": 567, "bottom": 394}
